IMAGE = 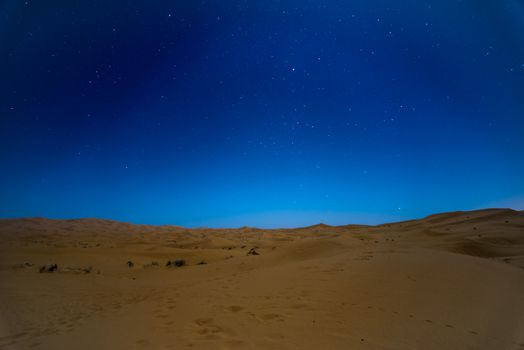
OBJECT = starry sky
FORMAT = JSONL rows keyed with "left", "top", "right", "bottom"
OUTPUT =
{"left": 1, "top": 1, "right": 524, "bottom": 228}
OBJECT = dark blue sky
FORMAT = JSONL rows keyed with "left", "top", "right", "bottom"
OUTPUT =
{"left": 1, "top": 0, "right": 524, "bottom": 227}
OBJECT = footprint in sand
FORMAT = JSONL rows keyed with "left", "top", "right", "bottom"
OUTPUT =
{"left": 223, "top": 339, "right": 245, "bottom": 347}
{"left": 261, "top": 313, "right": 285, "bottom": 322}
{"left": 227, "top": 305, "right": 244, "bottom": 313}
{"left": 191, "top": 317, "right": 237, "bottom": 339}
{"left": 1, "top": 332, "right": 28, "bottom": 341}
{"left": 136, "top": 338, "right": 151, "bottom": 346}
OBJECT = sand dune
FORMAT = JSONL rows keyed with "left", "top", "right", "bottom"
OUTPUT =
{"left": 0, "top": 209, "right": 523, "bottom": 349}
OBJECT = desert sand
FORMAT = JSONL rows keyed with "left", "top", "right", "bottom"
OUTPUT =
{"left": 0, "top": 208, "right": 523, "bottom": 349}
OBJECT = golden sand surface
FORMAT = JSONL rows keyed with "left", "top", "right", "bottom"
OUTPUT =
{"left": 1, "top": 209, "right": 523, "bottom": 349}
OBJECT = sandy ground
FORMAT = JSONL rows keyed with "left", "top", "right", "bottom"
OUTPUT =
{"left": 0, "top": 208, "right": 523, "bottom": 350}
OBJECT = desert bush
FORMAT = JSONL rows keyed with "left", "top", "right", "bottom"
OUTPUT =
{"left": 247, "top": 248, "right": 259, "bottom": 256}
{"left": 39, "top": 264, "right": 58, "bottom": 273}
{"left": 166, "top": 259, "right": 186, "bottom": 267}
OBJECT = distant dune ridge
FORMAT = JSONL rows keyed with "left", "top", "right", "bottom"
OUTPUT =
{"left": 0, "top": 208, "right": 523, "bottom": 349}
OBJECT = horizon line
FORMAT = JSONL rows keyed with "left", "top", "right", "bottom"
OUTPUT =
{"left": 0, "top": 207, "right": 521, "bottom": 231}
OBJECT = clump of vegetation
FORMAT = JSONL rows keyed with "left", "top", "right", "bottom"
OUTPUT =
{"left": 247, "top": 247, "right": 259, "bottom": 256}
{"left": 39, "top": 264, "right": 58, "bottom": 273}
{"left": 127, "top": 261, "right": 134, "bottom": 268}
{"left": 166, "top": 259, "right": 186, "bottom": 267}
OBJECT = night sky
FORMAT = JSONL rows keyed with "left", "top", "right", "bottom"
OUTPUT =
{"left": 1, "top": 1, "right": 524, "bottom": 227}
